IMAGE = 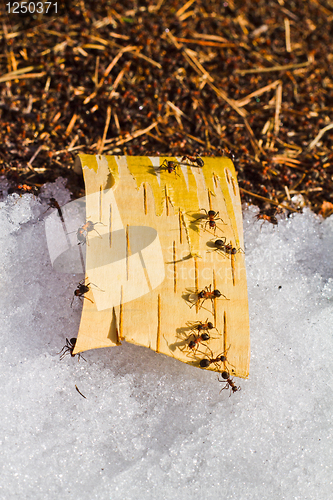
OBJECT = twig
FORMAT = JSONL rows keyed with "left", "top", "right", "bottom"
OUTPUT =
{"left": 274, "top": 82, "right": 283, "bottom": 137}
{"left": 235, "top": 80, "right": 281, "bottom": 107}
{"left": 102, "top": 121, "right": 159, "bottom": 150}
{"left": 284, "top": 18, "right": 291, "bottom": 52}
{"left": 65, "top": 114, "right": 78, "bottom": 137}
{"left": 240, "top": 187, "right": 298, "bottom": 212}
{"left": 235, "top": 61, "right": 310, "bottom": 75}
{"left": 109, "top": 61, "right": 132, "bottom": 99}
{"left": 0, "top": 71, "right": 46, "bottom": 83}
{"left": 176, "top": 0, "right": 197, "bottom": 18}
{"left": 306, "top": 122, "right": 333, "bottom": 152}
{"left": 98, "top": 105, "right": 112, "bottom": 154}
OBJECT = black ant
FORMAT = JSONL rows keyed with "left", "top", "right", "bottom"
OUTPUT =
{"left": 71, "top": 279, "right": 94, "bottom": 307}
{"left": 255, "top": 207, "right": 279, "bottom": 226}
{"left": 160, "top": 160, "right": 180, "bottom": 176}
{"left": 218, "top": 371, "right": 241, "bottom": 396}
{"left": 191, "top": 284, "right": 228, "bottom": 311}
{"left": 57, "top": 338, "right": 86, "bottom": 361}
{"left": 181, "top": 156, "right": 204, "bottom": 167}
{"left": 44, "top": 197, "right": 64, "bottom": 222}
{"left": 195, "top": 209, "right": 225, "bottom": 234}
{"left": 211, "top": 238, "right": 244, "bottom": 257}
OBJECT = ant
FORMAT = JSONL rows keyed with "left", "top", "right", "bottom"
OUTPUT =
{"left": 223, "top": 148, "right": 236, "bottom": 162}
{"left": 77, "top": 227, "right": 87, "bottom": 245}
{"left": 195, "top": 209, "right": 225, "bottom": 234}
{"left": 44, "top": 197, "right": 64, "bottom": 222}
{"left": 211, "top": 238, "right": 244, "bottom": 257}
{"left": 186, "top": 332, "right": 211, "bottom": 352}
{"left": 255, "top": 207, "right": 279, "bottom": 226}
{"left": 191, "top": 284, "right": 228, "bottom": 311}
{"left": 71, "top": 279, "right": 94, "bottom": 307}
{"left": 218, "top": 371, "right": 241, "bottom": 396}
{"left": 57, "top": 338, "right": 86, "bottom": 361}
{"left": 199, "top": 352, "right": 227, "bottom": 368}
{"left": 160, "top": 160, "right": 180, "bottom": 176}
{"left": 188, "top": 319, "right": 216, "bottom": 334}
{"left": 182, "top": 320, "right": 218, "bottom": 353}
{"left": 199, "top": 345, "right": 234, "bottom": 371}
{"left": 181, "top": 156, "right": 204, "bottom": 167}
{"left": 75, "top": 220, "right": 104, "bottom": 245}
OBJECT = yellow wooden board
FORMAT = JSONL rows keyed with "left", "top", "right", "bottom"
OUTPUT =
{"left": 73, "top": 155, "right": 250, "bottom": 379}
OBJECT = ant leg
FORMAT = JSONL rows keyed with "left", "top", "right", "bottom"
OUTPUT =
{"left": 91, "top": 228, "right": 102, "bottom": 238}
{"left": 79, "top": 294, "right": 94, "bottom": 304}
{"left": 219, "top": 382, "right": 229, "bottom": 394}
{"left": 59, "top": 349, "right": 71, "bottom": 360}
{"left": 87, "top": 282, "right": 105, "bottom": 292}
{"left": 215, "top": 217, "right": 226, "bottom": 225}
{"left": 57, "top": 346, "right": 68, "bottom": 356}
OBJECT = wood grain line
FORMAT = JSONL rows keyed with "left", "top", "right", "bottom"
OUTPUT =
{"left": 173, "top": 240, "right": 177, "bottom": 293}
{"left": 115, "top": 307, "right": 122, "bottom": 344}
{"left": 194, "top": 257, "right": 199, "bottom": 313}
{"left": 119, "top": 286, "right": 124, "bottom": 340}
{"left": 143, "top": 182, "right": 147, "bottom": 215}
{"left": 156, "top": 294, "right": 161, "bottom": 352}
{"left": 126, "top": 224, "right": 130, "bottom": 281}
{"left": 99, "top": 185, "right": 103, "bottom": 221}
{"left": 213, "top": 268, "right": 217, "bottom": 324}
{"left": 223, "top": 310, "right": 227, "bottom": 370}
{"left": 109, "top": 204, "right": 112, "bottom": 248}
{"left": 231, "top": 253, "right": 235, "bottom": 286}
{"left": 208, "top": 189, "right": 212, "bottom": 210}
{"left": 178, "top": 209, "right": 183, "bottom": 244}
{"left": 165, "top": 185, "right": 169, "bottom": 216}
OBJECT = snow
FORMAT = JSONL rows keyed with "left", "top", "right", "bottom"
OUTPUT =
{"left": 0, "top": 180, "right": 332, "bottom": 500}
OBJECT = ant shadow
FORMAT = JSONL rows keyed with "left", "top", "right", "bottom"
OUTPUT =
{"left": 181, "top": 288, "right": 214, "bottom": 315}
{"left": 165, "top": 253, "right": 193, "bottom": 264}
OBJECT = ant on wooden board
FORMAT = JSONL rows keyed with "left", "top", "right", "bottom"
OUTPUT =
{"left": 184, "top": 332, "right": 211, "bottom": 354}
{"left": 159, "top": 156, "right": 204, "bottom": 176}
{"left": 218, "top": 371, "right": 241, "bottom": 396}
{"left": 198, "top": 345, "right": 235, "bottom": 373}
{"left": 187, "top": 319, "right": 217, "bottom": 335}
{"left": 209, "top": 238, "right": 244, "bottom": 258}
{"left": 181, "top": 156, "right": 204, "bottom": 167}
{"left": 57, "top": 338, "right": 86, "bottom": 362}
{"left": 160, "top": 160, "right": 181, "bottom": 176}
{"left": 74, "top": 219, "right": 105, "bottom": 246}
{"left": 189, "top": 284, "right": 229, "bottom": 312}
{"left": 195, "top": 209, "right": 226, "bottom": 235}
{"left": 71, "top": 278, "right": 104, "bottom": 307}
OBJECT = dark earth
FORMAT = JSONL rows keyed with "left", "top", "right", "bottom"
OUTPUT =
{"left": 1, "top": 0, "right": 333, "bottom": 215}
